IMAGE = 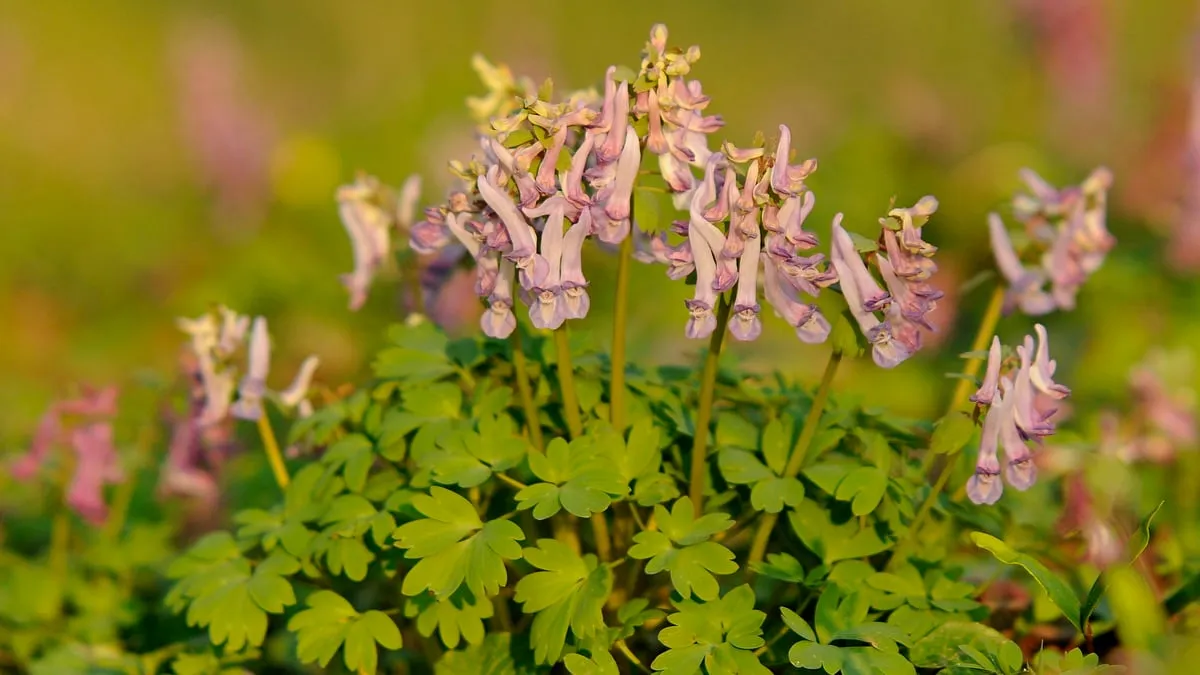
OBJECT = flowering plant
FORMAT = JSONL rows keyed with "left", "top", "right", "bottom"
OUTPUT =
{"left": 4, "top": 23, "right": 1198, "bottom": 675}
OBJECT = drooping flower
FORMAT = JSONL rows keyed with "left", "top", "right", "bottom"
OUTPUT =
{"left": 336, "top": 174, "right": 398, "bottom": 311}
{"left": 231, "top": 317, "right": 270, "bottom": 421}
{"left": 10, "top": 386, "right": 123, "bottom": 525}
{"left": 988, "top": 167, "right": 1114, "bottom": 316}
{"left": 178, "top": 307, "right": 321, "bottom": 426}
{"left": 966, "top": 324, "right": 1071, "bottom": 504}
{"left": 830, "top": 217, "right": 910, "bottom": 368}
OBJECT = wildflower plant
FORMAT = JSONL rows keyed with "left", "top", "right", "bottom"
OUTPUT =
{"left": 8, "top": 22, "right": 1200, "bottom": 675}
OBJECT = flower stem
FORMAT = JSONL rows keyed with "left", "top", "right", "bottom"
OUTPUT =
{"left": 947, "top": 285, "right": 1007, "bottom": 414}
{"left": 554, "top": 326, "right": 609, "bottom": 560}
{"left": 554, "top": 327, "right": 583, "bottom": 438}
{"left": 688, "top": 295, "right": 734, "bottom": 517}
{"left": 746, "top": 349, "right": 842, "bottom": 570}
{"left": 103, "top": 424, "right": 157, "bottom": 541}
{"left": 609, "top": 233, "right": 635, "bottom": 430}
{"left": 256, "top": 411, "right": 290, "bottom": 490}
{"left": 511, "top": 328, "right": 544, "bottom": 452}
{"left": 893, "top": 284, "right": 1006, "bottom": 570}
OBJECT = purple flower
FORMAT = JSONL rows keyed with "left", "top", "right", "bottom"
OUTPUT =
{"left": 409, "top": 208, "right": 452, "bottom": 255}
{"left": 967, "top": 397, "right": 1005, "bottom": 505}
{"left": 1030, "top": 324, "right": 1070, "bottom": 400}
{"left": 11, "top": 387, "right": 123, "bottom": 524}
{"left": 684, "top": 214, "right": 719, "bottom": 340}
{"left": 970, "top": 336, "right": 1003, "bottom": 406}
{"left": 559, "top": 211, "right": 592, "bottom": 320}
{"left": 988, "top": 213, "right": 1056, "bottom": 315}
{"left": 596, "top": 79, "right": 630, "bottom": 164}
{"left": 830, "top": 217, "right": 909, "bottom": 368}
{"left": 478, "top": 167, "right": 548, "bottom": 288}
{"left": 278, "top": 355, "right": 320, "bottom": 417}
{"left": 528, "top": 203, "right": 566, "bottom": 330}
{"left": 535, "top": 127, "right": 568, "bottom": 195}
{"left": 336, "top": 175, "right": 394, "bottom": 311}
{"left": 481, "top": 259, "right": 517, "bottom": 338}
{"left": 231, "top": 316, "right": 269, "bottom": 421}
{"left": 762, "top": 255, "right": 831, "bottom": 343}
{"left": 67, "top": 422, "right": 124, "bottom": 525}
{"left": 729, "top": 231, "right": 762, "bottom": 341}
{"left": 769, "top": 124, "right": 817, "bottom": 198}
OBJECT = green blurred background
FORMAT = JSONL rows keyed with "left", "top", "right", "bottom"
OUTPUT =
{"left": 4, "top": 0, "right": 1200, "bottom": 445}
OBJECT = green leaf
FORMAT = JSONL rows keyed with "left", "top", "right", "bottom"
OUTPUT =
{"left": 289, "top": 591, "right": 401, "bottom": 674}
{"left": 780, "top": 607, "right": 816, "bottom": 642}
{"left": 564, "top": 651, "right": 619, "bottom": 675}
{"left": 246, "top": 551, "right": 299, "bottom": 613}
{"left": 718, "top": 449, "right": 773, "bottom": 484}
{"left": 789, "top": 642, "right": 844, "bottom": 674}
{"left": 434, "top": 633, "right": 543, "bottom": 675}
{"left": 840, "top": 647, "right": 915, "bottom": 675}
{"left": 653, "top": 585, "right": 770, "bottom": 674}
{"left": 751, "top": 553, "right": 806, "bottom": 583}
{"left": 516, "top": 437, "right": 627, "bottom": 519}
{"left": 929, "top": 412, "right": 977, "bottom": 456}
{"left": 834, "top": 467, "right": 887, "bottom": 516}
{"left": 970, "top": 532, "right": 1081, "bottom": 631}
{"left": 1080, "top": 502, "right": 1164, "bottom": 629}
{"left": 789, "top": 499, "right": 891, "bottom": 564}
{"left": 750, "top": 477, "right": 805, "bottom": 513}
{"left": 321, "top": 434, "right": 376, "bottom": 493}
{"left": 422, "top": 419, "right": 527, "bottom": 488}
{"left": 628, "top": 498, "right": 737, "bottom": 601}
{"left": 404, "top": 590, "right": 493, "bottom": 649}
{"left": 761, "top": 417, "right": 790, "bottom": 475}
{"left": 516, "top": 542, "right": 613, "bottom": 665}
{"left": 394, "top": 487, "right": 523, "bottom": 598}
{"left": 373, "top": 322, "right": 456, "bottom": 383}
{"left": 908, "top": 621, "right": 1012, "bottom": 670}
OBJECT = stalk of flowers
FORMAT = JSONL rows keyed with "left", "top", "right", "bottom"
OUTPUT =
{"left": 988, "top": 166, "right": 1114, "bottom": 315}
{"left": 336, "top": 173, "right": 421, "bottom": 311}
{"left": 829, "top": 197, "right": 944, "bottom": 367}
{"left": 405, "top": 25, "right": 717, "bottom": 339}
{"left": 177, "top": 306, "right": 321, "bottom": 423}
{"left": 158, "top": 350, "right": 237, "bottom": 508}
{"left": 965, "top": 324, "right": 1071, "bottom": 504}
{"left": 1098, "top": 349, "right": 1197, "bottom": 464}
{"left": 9, "top": 386, "right": 123, "bottom": 525}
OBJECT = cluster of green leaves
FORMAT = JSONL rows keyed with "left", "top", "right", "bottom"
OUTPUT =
{"left": 160, "top": 320, "right": 1193, "bottom": 674}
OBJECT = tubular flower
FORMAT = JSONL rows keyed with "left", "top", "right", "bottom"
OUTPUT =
{"left": 336, "top": 173, "right": 401, "bottom": 311}
{"left": 988, "top": 167, "right": 1114, "bottom": 315}
{"left": 830, "top": 217, "right": 911, "bottom": 368}
{"left": 10, "top": 386, "right": 123, "bottom": 525}
{"left": 966, "top": 325, "right": 1071, "bottom": 504}
{"left": 178, "top": 308, "right": 320, "bottom": 426}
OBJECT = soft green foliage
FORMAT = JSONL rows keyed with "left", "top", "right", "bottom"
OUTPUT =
{"left": 9, "top": 15, "right": 1200, "bottom": 673}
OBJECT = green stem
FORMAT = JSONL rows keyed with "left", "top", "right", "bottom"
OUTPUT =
{"left": 554, "top": 327, "right": 608, "bottom": 559}
{"left": 104, "top": 424, "right": 156, "bottom": 541}
{"left": 256, "top": 411, "right": 290, "bottom": 490}
{"left": 893, "top": 285, "right": 1005, "bottom": 570}
{"left": 610, "top": 233, "right": 634, "bottom": 430}
{"left": 688, "top": 295, "right": 733, "bottom": 516}
{"left": 747, "top": 350, "right": 843, "bottom": 570}
{"left": 946, "top": 285, "right": 1007, "bottom": 414}
{"left": 511, "top": 328, "right": 544, "bottom": 451}
{"left": 554, "top": 328, "right": 583, "bottom": 438}
{"left": 406, "top": 258, "right": 426, "bottom": 317}
{"left": 616, "top": 640, "right": 652, "bottom": 674}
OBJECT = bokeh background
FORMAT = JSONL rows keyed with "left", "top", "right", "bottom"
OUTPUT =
{"left": 4, "top": 0, "right": 1200, "bottom": 446}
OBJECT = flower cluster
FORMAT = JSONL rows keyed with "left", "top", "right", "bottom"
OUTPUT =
{"left": 1099, "top": 349, "right": 1197, "bottom": 464}
{"left": 404, "top": 26, "right": 723, "bottom": 339}
{"left": 336, "top": 173, "right": 421, "bottom": 311}
{"left": 988, "top": 167, "right": 1114, "bottom": 315}
{"left": 967, "top": 324, "right": 1071, "bottom": 504}
{"left": 830, "top": 197, "right": 943, "bottom": 367}
{"left": 10, "top": 386, "right": 123, "bottom": 524}
{"left": 382, "top": 24, "right": 945, "bottom": 366}
{"left": 177, "top": 306, "right": 320, "bottom": 424}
